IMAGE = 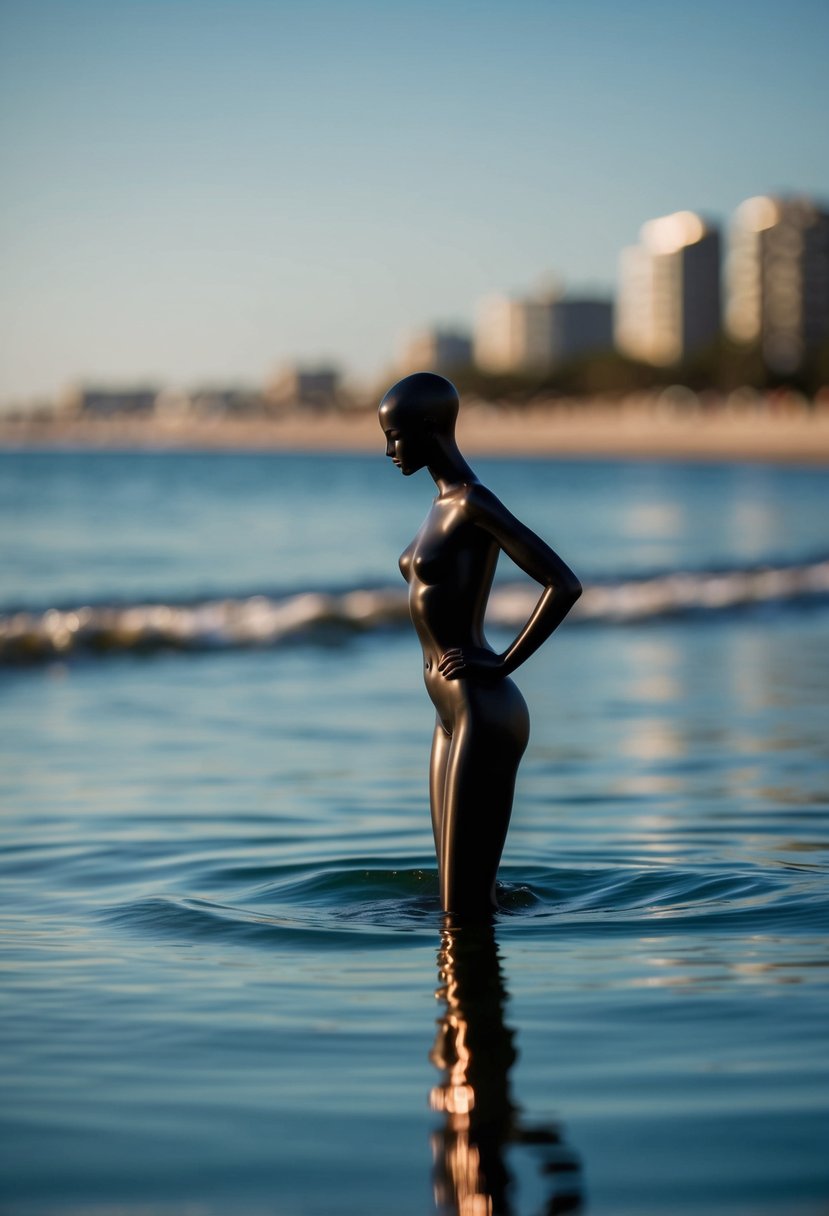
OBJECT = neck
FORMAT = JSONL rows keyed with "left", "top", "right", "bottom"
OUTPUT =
{"left": 427, "top": 435, "right": 477, "bottom": 494}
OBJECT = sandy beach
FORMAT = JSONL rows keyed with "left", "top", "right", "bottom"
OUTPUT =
{"left": 2, "top": 394, "right": 829, "bottom": 463}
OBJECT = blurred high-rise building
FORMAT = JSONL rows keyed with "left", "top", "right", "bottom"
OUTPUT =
{"left": 474, "top": 292, "right": 612, "bottom": 374}
{"left": 266, "top": 363, "right": 342, "bottom": 410}
{"left": 475, "top": 294, "right": 555, "bottom": 374}
{"left": 397, "top": 327, "right": 473, "bottom": 377}
{"left": 552, "top": 298, "right": 614, "bottom": 361}
{"left": 726, "top": 195, "right": 829, "bottom": 373}
{"left": 615, "top": 211, "right": 721, "bottom": 366}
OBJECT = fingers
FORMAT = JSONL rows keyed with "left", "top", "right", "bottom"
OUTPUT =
{"left": 438, "top": 649, "right": 466, "bottom": 678}
{"left": 439, "top": 660, "right": 466, "bottom": 677}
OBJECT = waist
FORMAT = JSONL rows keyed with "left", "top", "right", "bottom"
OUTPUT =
{"left": 408, "top": 584, "right": 486, "bottom": 653}
{"left": 411, "top": 621, "right": 488, "bottom": 666}
{"left": 420, "top": 644, "right": 493, "bottom": 676}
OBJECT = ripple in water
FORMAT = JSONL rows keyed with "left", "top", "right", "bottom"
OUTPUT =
{"left": 99, "top": 857, "right": 829, "bottom": 947}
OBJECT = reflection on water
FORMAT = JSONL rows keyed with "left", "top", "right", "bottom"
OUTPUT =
{"left": 429, "top": 923, "right": 583, "bottom": 1215}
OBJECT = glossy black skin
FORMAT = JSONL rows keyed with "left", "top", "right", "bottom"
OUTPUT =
{"left": 379, "top": 373, "right": 581, "bottom": 917}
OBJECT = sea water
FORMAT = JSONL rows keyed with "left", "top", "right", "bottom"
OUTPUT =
{"left": 1, "top": 450, "right": 828, "bottom": 1214}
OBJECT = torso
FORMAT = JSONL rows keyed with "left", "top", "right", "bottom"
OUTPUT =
{"left": 399, "top": 486, "right": 501, "bottom": 720}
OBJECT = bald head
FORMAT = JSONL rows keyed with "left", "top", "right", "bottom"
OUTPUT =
{"left": 378, "top": 372, "right": 459, "bottom": 438}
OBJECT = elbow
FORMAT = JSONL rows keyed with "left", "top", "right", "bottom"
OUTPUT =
{"left": 559, "top": 574, "right": 582, "bottom": 607}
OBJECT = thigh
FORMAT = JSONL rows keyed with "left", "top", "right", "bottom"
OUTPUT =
{"left": 443, "top": 714, "right": 523, "bottom": 841}
{"left": 429, "top": 717, "right": 452, "bottom": 853}
{"left": 440, "top": 685, "right": 529, "bottom": 913}
{"left": 445, "top": 680, "right": 530, "bottom": 824}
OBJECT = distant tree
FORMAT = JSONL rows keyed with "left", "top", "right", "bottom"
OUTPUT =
{"left": 449, "top": 336, "right": 826, "bottom": 405}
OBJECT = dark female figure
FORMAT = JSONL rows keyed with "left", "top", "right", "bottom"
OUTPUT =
{"left": 379, "top": 373, "right": 581, "bottom": 916}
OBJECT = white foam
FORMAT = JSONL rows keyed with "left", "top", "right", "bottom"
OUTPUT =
{"left": 2, "top": 558, "right": 828, "bottom": 661}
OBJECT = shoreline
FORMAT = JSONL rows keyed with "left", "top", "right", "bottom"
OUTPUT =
{"left": 2, "top": 398, "right": 829, "bottom": 464}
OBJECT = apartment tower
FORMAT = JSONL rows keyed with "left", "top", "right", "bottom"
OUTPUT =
{"left": 726, "top": 195, "right": 829, "bottom": 373}
{"left": 475, "top": 293, "right": 612, "bottom": 374}
{"left": 616, "top": 211, "right": 721, "bottom": 366}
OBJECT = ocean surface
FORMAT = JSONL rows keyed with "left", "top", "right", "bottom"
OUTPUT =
{"left": 1, "top": 449, "right": 828, "bottom": 1215}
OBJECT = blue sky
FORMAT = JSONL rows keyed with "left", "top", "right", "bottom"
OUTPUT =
{"left": 1, "top": 0, "right": 827, "bottom": 400}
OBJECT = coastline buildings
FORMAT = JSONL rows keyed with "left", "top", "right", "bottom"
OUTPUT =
{"left": 397, "top": 327, "right": 473, "bottom": 377}
{"left": 266, "top": 364, "right": 342, "bottom": 410}
{"left": 185, "top": 386, "right": 261, "bottom": 416}
{"left": 475, "top": 294, "right": 555, "bottom": 374}
{"left": 552, "top": 298, "right": 615, "bottom": 363}
{"left": 616, "top": 211, "right": 721, "bottom": 366}
{"left": 474, "top": 292, "right": 612, "bottom": 375}
{"left": 60, "top": 383, "right": 263, "bottom": 420}
{"left": 26, "top": 193, "right": 829, "bottom": 421}
{"left": 726, "top": 196, "right": 829, "bottom": 373}
{"left": 60, "top": 384, "right": 160, "bottom": 417}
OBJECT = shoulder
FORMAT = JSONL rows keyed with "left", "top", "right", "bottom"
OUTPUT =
{"left": 461, "top": 482, "right": 508, "bottom": 523}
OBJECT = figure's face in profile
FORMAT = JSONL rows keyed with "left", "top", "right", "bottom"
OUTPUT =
{"left": 378, "top": 374, "right": 458, "bottom": 477}
{"left": 381, "top": 417, "right": 430, "bottom": 476}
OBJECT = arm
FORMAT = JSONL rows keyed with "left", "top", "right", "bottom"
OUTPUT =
{"left": 438, "top": 484, "right": 581, "bottom": 681}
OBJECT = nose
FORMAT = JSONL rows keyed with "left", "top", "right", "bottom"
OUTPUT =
{"left": 385, "top": 438, "right": 395, "bottom": 457}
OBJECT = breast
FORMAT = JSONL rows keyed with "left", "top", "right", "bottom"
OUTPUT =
{"left": 398, "top": 546, "right": 414, "bottom": 582}
{"left": 412, "top": 550, "right": 451, "bottom": 585}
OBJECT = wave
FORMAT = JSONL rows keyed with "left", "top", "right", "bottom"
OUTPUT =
{"left": 3, "top": 556, "right": 828, "bottom": 663}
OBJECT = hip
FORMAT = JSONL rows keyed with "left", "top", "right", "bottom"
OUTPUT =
{"left": 424, "top": 666, "right": 529, "bottom": 739}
